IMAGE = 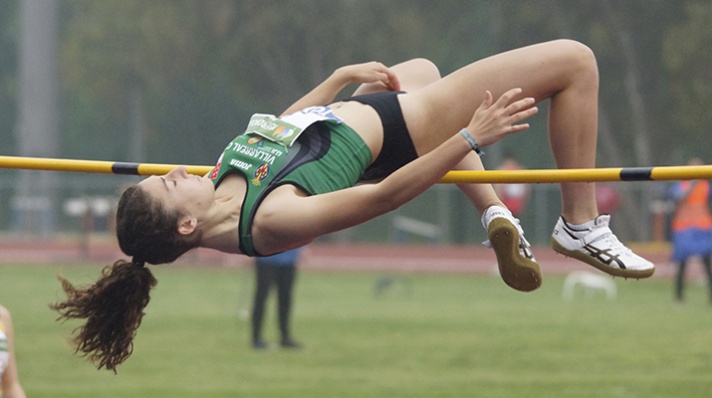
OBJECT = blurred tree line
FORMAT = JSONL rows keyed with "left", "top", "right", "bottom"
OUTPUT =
{"left": 1, "top": 0, "right": 711, "bottom": 167}
{"left": 0, "top": 0, "right": 712, "bottom": 240}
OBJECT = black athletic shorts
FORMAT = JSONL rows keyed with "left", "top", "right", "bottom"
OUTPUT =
{"left": 344, "top": 91, "right": 419, "bottom": 180}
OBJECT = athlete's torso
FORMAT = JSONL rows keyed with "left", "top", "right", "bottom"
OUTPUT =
{"left": 208, "top": 106, "right": 372, "bottom": 256}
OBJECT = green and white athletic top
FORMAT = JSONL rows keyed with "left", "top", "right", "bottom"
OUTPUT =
{"left": 208, "top": 106, "right": 372, "bottom": 256}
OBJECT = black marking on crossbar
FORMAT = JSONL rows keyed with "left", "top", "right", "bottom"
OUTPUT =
{"left": 619, "top": 167, "right": 653, "bottom": 181}
{"left": 111, "top": 162, "right": 141, "bottom": 175}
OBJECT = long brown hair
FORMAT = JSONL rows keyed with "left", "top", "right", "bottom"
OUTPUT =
{"left": 51, "top": 259, "right": 156, "bottom": 372}
{"left": 51, "top": 184, "right": 201, "bottom": 372}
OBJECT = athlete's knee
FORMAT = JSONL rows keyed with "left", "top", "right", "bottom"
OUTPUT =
{"left": 559, "top": 40, "right": 598, "bottom": 79}
{"left": 410, "top": 58, "right": 441, "bottom": 79}
{"left": 398, "top": 58, "right": 441, "bottom": 89}
{"left": 548, "top": 39, "right": 598, "bottom": 89}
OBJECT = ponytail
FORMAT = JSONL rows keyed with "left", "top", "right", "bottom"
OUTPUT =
{"left": 51, "top": 183, "right": 199, "bottom": 371}
{"left": 50, "top": 259, "right": 157, "bottom": 372}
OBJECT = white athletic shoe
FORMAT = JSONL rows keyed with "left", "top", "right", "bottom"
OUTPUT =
{"left": 481, "top": 206, "right": 542, "bottom": 292}
{"left": 551, "top": 215, "right": 655, "bottom": 279}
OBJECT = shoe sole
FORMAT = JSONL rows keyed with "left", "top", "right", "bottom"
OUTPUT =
{"left": 551, "top": 239, "right": 655, "bottom": 279}
{"left": 488, "top": 218, "right": 542, "bottom": 292}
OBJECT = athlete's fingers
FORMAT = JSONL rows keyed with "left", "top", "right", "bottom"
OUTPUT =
{"left": 385, "top": 69, "right": 401, "bottom": 91}
{"left": 493, "top": 87, "right": 524, "bottom": 108}
{"left": 514, "top": 102, "right": 539, "bottom": 122}
{"left": 478, "top": 90, "right": 494, "bottom": 110}
{"left": 371, "top": 63, "right": 400, "bottom": 91}
{"left": 505, "top": 97, "right": 537, "bottom": 119}
{"left": 507, "top": 105, "right": 539, "bottom": 133}
{"left": 508, "top": 123, "right": 531, "bottom": 134}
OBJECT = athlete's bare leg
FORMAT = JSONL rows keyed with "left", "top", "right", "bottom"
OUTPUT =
{"left": 354, "top": 58, "right": 542, "bottom": 291}
{"left": 400, "top": 39, "right": 599, "bottom": 224}
{"left": 397, "top": 40, "right": 653, "bottom": 279}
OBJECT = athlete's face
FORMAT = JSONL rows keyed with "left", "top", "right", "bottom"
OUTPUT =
{"left": 139, "top": 166, "right": 215, "bottom": 218}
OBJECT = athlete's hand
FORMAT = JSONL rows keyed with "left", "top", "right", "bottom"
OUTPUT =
{"left": 465, "top": 88, "right": 538, "bottom": 147}
{"left": 336, "top": 62, "right": 401, "bottom": 92}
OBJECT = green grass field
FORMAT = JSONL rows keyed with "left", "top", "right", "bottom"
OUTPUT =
{"left": 2, "top": 263, "right": 711, "bottom": 397}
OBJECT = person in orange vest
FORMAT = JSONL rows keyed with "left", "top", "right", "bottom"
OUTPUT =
{"left": 669, "top": 157, "right": 712, "bottom": 304}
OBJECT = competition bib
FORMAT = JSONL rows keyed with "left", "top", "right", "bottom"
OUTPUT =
{"left": 246, "top": 106, "right": 342, "bottom": 147}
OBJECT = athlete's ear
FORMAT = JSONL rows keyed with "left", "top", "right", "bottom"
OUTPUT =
{"left": 178, "top": 216, "right": 198, "bottom": 236}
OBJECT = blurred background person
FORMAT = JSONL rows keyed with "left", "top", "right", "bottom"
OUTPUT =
{"left": 251, "top": 248, "right": 304, "bottom": 349}
{"left": 0, "top": 304, "right": 27, "bottom": 398}
{"left": 494, "top": 152, "right": 530, "bottom": 218}
{"left": 669, "top": 157, "right": 712, "bottom": 304}
{"left": 595, "top": 182, "right": 621, "bottom": 215}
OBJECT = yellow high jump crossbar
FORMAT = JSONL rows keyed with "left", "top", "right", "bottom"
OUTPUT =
{"left": 1, "top": 155, "right": 712, "bottom": 183}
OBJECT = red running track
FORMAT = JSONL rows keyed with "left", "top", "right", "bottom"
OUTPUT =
{"left": 0, "top": 237, "right": 685, "bottom": 279}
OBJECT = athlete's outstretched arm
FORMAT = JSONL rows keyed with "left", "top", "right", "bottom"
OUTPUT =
{"left": 255, "top": 127, "right": 475, "bottom": 252}
{"left": 280, "top": 62, "right": 400, "bottom": 116}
